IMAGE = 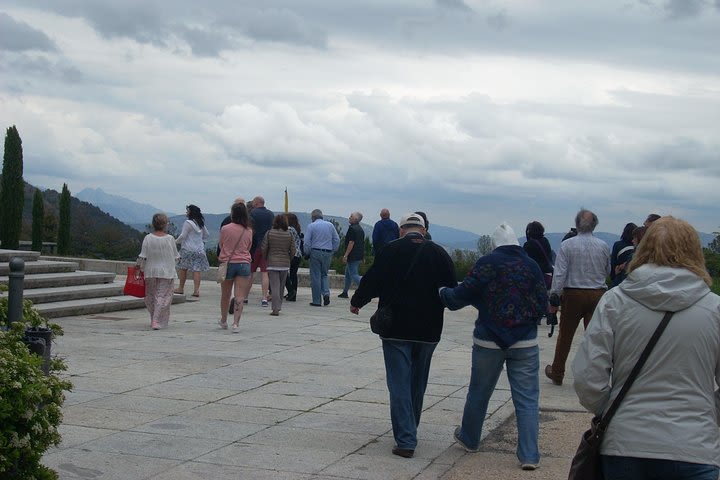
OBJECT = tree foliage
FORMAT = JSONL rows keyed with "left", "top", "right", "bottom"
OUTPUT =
{"left": 56, "top": 183, "right": 71, "bottom": 255}
{"left": 0, "top": 126, "right": 24, "bottom": 249}
{"left": 477, "top": 234, "right": 493, "bottom": 255}
{"left": 31, "top": 189, "right": 44, "bottom": 252}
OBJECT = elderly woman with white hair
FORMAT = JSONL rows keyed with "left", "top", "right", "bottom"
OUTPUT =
{"left": 439, "top": 223, "right": 548, "bottom": 470}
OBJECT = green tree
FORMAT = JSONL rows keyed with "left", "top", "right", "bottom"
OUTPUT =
{"left": 31, "top": 189, "right": 44, "bottom": 251}
{"left": 0, "top": 126, "right": 24, "bottom": 249}
{"left": 477, "top": 234, "right": 493, "bottom": 255}
{"left": 57, "top": 183, "right": 71, "bottom": 255}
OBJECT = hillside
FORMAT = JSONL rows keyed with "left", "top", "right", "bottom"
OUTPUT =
{"left": 76, "top": 187, "right": 177, "bottom": 224}
{"left": 18, "top": 182, "right": 144, "bottom": 260}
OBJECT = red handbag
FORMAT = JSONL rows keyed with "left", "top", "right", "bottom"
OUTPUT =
{"left": 123, "top": 266, "right": 146, "bottom": 298}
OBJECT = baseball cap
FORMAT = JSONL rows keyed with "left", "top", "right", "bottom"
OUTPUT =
{"left": 399, "top": 213, "right": 426, "bottom": 229}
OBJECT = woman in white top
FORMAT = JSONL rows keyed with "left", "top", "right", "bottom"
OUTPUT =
{"left": 138, "top": 213, "right": 179, "bottom": 330}
{"left": 573, "top": 217, "right": 720, "bottom": 480}
{"left": 175, "top": 204, "right": 210, "bottom": 297}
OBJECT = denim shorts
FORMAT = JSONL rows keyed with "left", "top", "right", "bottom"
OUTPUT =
{"left": 226, "top": 262, "right": 251, "bottom": 279}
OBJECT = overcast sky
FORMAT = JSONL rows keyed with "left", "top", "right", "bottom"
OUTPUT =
{"left": 1, "top": 0, "right": 719, "bottom": 235}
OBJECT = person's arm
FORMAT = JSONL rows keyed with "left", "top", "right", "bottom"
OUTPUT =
{"left": 343, "top": 240, "right": 355, "bottom": 264}
{"left": 439, "top": 258, "right": 489, "bottom": 311}
{"left": 201, "top": 225, "right": 209, "bottom": 240}
{"left": 261, "top": 231, "right": 270, "bottom": 259}
{"left": 350, "top": 253, "right": 386, "bottom": 313}
{"left": 572, "top": 297, "right": 614, "bottom": 415}
{"left": 331, "top": 225, "right": 340, "bottom": 252}
{"left": 549, "top": 244, "right": 568, "bottom": 296}
{"left": 176, "top": 220, "right": 191, "bottom": 244}
{"left": 303, "top": 223, "right": 313, "bottom": 257}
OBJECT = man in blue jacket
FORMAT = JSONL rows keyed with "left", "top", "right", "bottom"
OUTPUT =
{"left": 371, "top": 208, "right": 399, "bottom": 255}
{"left": 439, "top": 223, "right": 548, "bottom": 471}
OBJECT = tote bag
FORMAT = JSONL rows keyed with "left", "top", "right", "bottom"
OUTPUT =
{"left": 124, "top": 266, "right": 146, "bottom": 298}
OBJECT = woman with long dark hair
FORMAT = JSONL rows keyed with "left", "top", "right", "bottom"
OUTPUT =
{"left": 522, "top": 221, "right": 553, "bottom": 289}
{"left": 218, "top": 202, "right": 253, "bottom": 332}
{"left": 175, "top": 204, "right": 210, "bottom": 297}
{"left": 284, "top": 213, "right": 303, "bottom": 301}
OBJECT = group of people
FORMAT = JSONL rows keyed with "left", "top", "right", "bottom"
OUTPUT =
{"left": 137, "top": 202, "right": 720, "bottom": 478}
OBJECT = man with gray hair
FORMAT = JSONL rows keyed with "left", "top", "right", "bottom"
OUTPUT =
{"left": 303, "top": 209, "right": 340, "bottom": 306}
{"left": 545, "top": 209, "right": 610, "bottom": 386}
{"left": 338, "top": 211, "right": 365, "bottom": 299}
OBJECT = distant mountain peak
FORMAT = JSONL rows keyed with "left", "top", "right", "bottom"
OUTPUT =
{"left": 76, "top": 188, "right": 176, "bottom": 225}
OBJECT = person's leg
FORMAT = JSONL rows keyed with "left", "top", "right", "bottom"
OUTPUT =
{"left": 349, "top": 260, "right": 362, "bottom": 288}
{"left": 409, "top": 342, "right": 437, "bottom": 427}
{"left": 549, "top": 290, "right": 583, "bottom": 377}
{"left": 154, "top": 278, "right": 174, "bottom": 328}
{"left": 288, "top": 257, "right": 299, "bottom": 299}
{"left": 233, "top": 273, "right": 251, "bottom": 328}
{"left": 309, "top": 251, "right": 322, "bottom": 304}
{"left": 382, "top": 340, "right": 417, "bottom": 450}
{"left": 220, "top": 279, "right": 233, "bottom": 326}
{"left": 191, "top": 271, "right": 201, "bottom": 296}
{"left": 144, "top": 277, "right": 157, "bottom": 325}
{"left": 320, "top": 250, "right": 331, "bottom": 300}
{"left": 342, "top": 265, "right": 352, "bottom": 294}
{"left": 268, "top": 271, "right": 281, "bottom": 313}
{"left": 600, "top": 455, "right": 646, "bottom": 480}
{"left": 261, "top": 271, "right": 270, "bottom": 302}
{"left": 505, "top": 346, "right": 540, "bottom": 465}
{"left": 175, "top": 268, "right": 187, "bottom": 293}
{"left": 456, "top": 345, "right": 505, "bottom": 450}
{"left": 276, "top": 271, "right": 287, "bottom": 311}
{"left": 581, "top": 290, "right": 605, "bottom": 329}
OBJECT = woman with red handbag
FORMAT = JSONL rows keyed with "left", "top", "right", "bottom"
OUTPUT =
{"left": 138, "top": 213, "right": 179, "bottom": 330}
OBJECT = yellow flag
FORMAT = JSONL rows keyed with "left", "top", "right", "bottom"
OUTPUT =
{"left": 284, "top": 187, "right": 289, "bottom": 213}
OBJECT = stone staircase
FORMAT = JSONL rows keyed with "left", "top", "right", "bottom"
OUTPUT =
{"left": 0, "top": 249, "right": 185, "bottom": 319}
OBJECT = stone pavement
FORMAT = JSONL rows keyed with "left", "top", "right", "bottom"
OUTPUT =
{"left": 42, "top": 280, "right": 588, "bottom": 479}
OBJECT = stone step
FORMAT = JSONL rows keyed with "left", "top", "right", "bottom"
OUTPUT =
{"left": 34, "top": 294, "right": 187, "bottom": 319}
{"left": 0, "top": 282, "right": 125, "bottom": 304}
{"left": 0, "top": 249, "right": 40, "bottom": 263}
{"left": 0, "top": 260, "right": 79, "bottom": 276}
{"left": 0, "top": 271, "right": 116, "bottom": 289}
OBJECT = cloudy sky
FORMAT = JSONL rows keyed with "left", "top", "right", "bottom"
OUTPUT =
{"left": 1, "top": 0, "right": 719, "bottom": 235}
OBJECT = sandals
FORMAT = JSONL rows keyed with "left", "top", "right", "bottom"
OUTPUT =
{"left": 218, "top": 319, "right": 228, "bottom": 330}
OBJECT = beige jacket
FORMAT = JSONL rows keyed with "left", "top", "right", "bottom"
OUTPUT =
{"left": 261, "top": 229, "right": 296, "bottom": 269}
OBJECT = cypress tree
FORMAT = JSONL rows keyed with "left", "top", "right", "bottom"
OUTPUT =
{"left": 31, "top": 189, "right": 45, "bottom": 252}
{"left": 0, "top": 125, "right": 24, "bottom": 249}
{"left": 57, "top": 183, "right": 71, "bottom": 255}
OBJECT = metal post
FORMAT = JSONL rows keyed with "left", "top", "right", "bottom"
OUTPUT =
{"left": 8, "top": 257, "right": 24, "bottom": 324}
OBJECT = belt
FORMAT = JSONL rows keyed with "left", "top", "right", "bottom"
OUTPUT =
{"left": 563, "top": 287, "right": 607, "bottom": 291}
{"left": 312, "top": 248, "right": 332, "bottom": 252}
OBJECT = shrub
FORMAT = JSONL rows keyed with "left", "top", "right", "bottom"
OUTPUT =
{"left": 0, "top": 300, "right": 71, "bottom": 479}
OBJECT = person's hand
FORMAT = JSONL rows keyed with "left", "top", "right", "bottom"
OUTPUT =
{"left": 350, "top": 306, "right": 360, "bottom": 315}
{"left": 342, "top": 256, "right": 348, "bottom": 264}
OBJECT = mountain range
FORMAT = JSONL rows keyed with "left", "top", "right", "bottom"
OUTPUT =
{"left": 82, "top": 188, "right": 716, "bottom": 251}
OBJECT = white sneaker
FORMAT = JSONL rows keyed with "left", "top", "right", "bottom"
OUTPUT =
{"left": 232, "top": 325, "right": 239, "bottom": 333}
{"left": 521, "top": 463, "right": 538, "bottom": 471}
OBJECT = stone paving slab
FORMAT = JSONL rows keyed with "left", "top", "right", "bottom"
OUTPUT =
{"left": 43, "top": 280, "right": 586, "bottom": 479}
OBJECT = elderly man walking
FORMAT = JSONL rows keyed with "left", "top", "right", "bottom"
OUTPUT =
{"left": 338, "top": 211, "right": 365, "bottom": 299}
{"left": 350, "top": 213, "right": 456, "bottom": 458}
{"left": 304, "top": 209, "right": 340, "bottom": 306}
{"left": 371, "top": 208, "right": 399, "bottom": 255}
{"left": 545, "top": 209, "right": 610, "bottom": 386}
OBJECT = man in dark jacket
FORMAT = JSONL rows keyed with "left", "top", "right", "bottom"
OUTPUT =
{"left": 371, "top": 208, "right": 399, "bottom": 255}
{"left": 248, "top": 196, "right": 274, "bottom": 306}
{"left": 350, "top": 213, "right": 456, "bottom": 458}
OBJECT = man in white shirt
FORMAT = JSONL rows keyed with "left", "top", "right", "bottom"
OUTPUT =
{"left": 544, "top": 209, "right": 610, "bottom": 386}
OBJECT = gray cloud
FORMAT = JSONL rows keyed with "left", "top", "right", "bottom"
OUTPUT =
{"left": 0, "top": 54, "right": 82, "bottom": 84}
{"left": 436, "top": 0, "right": 473, "bottom": 13}
{"left": 486, "top": 10, "right": 510, "bottom": 31}
{"left": 0, "top": 12, "right": 56, "bottom": 52}
{"left": 176, "top": 26, "right": 235, "bottom": 57}
{"left": 664, "top": 0, "right": 705, "bottom": 19}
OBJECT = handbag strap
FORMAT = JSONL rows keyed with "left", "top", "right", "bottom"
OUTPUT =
{"left": 597, "top": 310, "right": 674, "bottom": 432}
{"left": 226, "top": 227, "right": 248, "bottom": 260}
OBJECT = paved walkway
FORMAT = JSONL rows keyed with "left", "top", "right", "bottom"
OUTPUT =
{"left": 43, "top": 280, "right": 588, "bottom": 479}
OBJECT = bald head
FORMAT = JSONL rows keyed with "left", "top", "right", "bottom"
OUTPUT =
{"left": 380, "top": 208, "right": 390, "bottom": 219}
{"left": 252, "top": 196, "right": 265, "bottom": 207}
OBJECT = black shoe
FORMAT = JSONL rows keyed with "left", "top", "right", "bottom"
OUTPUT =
{"left": 337, "top": 292, "right": 349, "bottom": 298}
{"left": 286, "top": 295, "right": 296, "bottom": 302}
{"left": 309, "top": 302, "right": 322, "bottom": 307}
{"left": 323, "top": 294, "right": 330, "bottom": 306}
{"left": 392, "top": 446, "right": 414, "bottom": 458}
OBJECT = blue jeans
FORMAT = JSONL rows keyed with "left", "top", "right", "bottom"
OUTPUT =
{"left": 602, "top": 455, "right": 719, "bottom": 480}
{"left": 382, "top": 339, "right": 437, "bottom": 450}
{"left": 342, "top": 260, "right": 362, "bottom": 293}
{"left": 455, "top": 344, "right": 540, "bottom": 464}
{"left": 309, "top": 249, "right": 332, "bottom": 304}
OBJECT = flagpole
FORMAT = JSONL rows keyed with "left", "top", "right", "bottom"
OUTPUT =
{"left": 284, "top": 187, "right": 289, "bottom": 213}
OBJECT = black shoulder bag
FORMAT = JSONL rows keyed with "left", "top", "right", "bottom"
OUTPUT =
{"left": 568, "top": 311, "right": 674, "bottom": 480}
{"left": 370, "top": 241, "right": 427, "bottom": 336}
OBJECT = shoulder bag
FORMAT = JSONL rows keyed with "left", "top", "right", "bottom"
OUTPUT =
{"left": 217, "top": 228, "right": 248, "bottom": 284}
{"left": 568, "top": 311, "right": 674, "bottom": 480}
{"left": 370, "top": 241, "right": 427, "bottom": 336}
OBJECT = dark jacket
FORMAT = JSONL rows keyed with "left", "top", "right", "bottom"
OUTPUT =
{"left": 371, "top": 218, "right": 400, "bottom": 254}
{"left": 351, "top": 232, "right": 456, "bottom": 343}
{"left": 440, "top": 245, "right": 548, "bottom": 349}
{"left": 523, "top": 237, "right": 553, "bottom": 274}
{"left": 250, "top": 206, "right": 274, "bottom": 253}
{"left": 610, "top": 239, "right": 634, "bottom": 286}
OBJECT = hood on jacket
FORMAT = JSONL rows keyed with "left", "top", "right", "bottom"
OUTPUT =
{"left": 619, "top": 263, "right": 710, "bottom": 312}
{"left": 186, "top": 219, "right": 202, "bottom": 233}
